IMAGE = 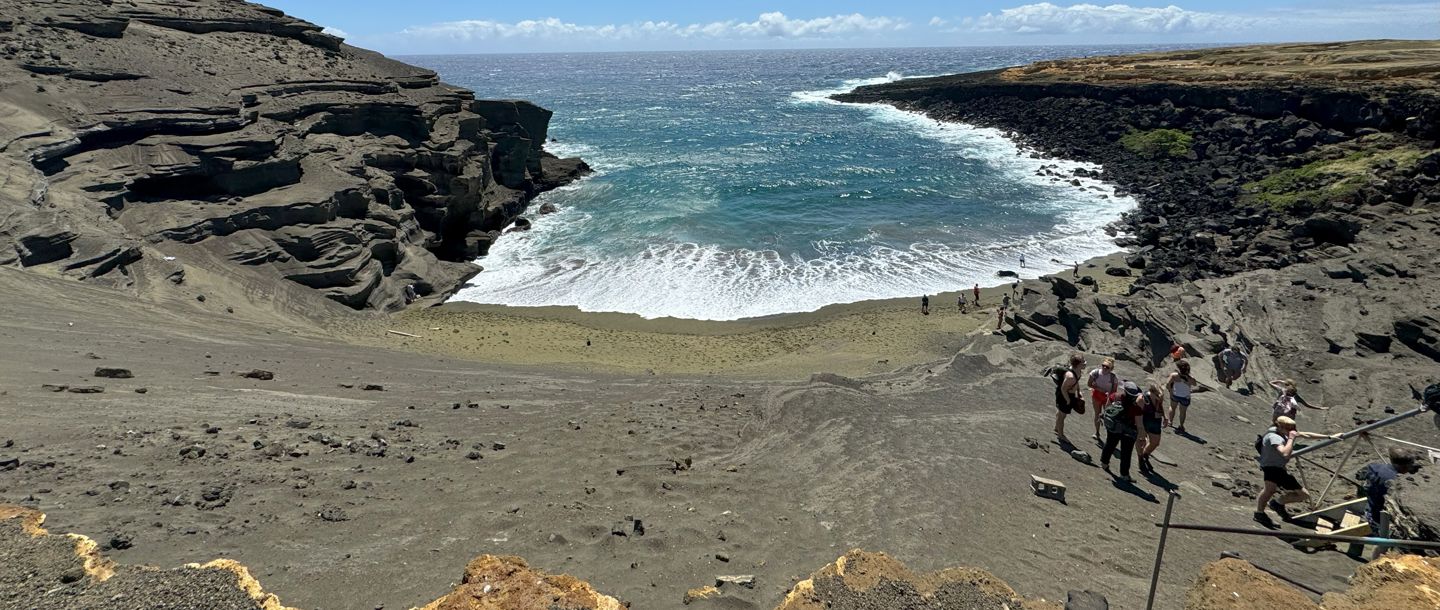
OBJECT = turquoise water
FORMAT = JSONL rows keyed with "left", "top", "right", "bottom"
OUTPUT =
{"left": 411, "top": 47, "right": 1173, "bottom": 320}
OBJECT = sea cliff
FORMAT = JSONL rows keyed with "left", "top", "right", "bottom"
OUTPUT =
{"left": 0, "top": 0, "right": 587, "bottom": 311}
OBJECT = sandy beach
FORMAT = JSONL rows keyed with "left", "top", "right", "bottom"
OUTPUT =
{"left": 337, "top": 253, "right": 1135, "bottom": 379}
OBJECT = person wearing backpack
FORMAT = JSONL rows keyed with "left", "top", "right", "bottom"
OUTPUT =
{"left": 1136, "top": 382, "right": 1167, "bottom": 474}
{"left": 1086, "top": 357, "right": 1120, "bottom": 445}
{"left": 1052, "top": 353, "right": 1087, "bottom": 443}
{"left": 1254, "top": 416, "right": 1342, "bottom": 527}
{"left": 1100, "top": 381, "right": 1144, "bottom": 483}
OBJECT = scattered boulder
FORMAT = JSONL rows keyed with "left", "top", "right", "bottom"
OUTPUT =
{"left": 775, "top": 550, "right": 1053, "bottom": 609}
{"left": 414, "top": 555, "right": 623, "bottom": 610}
{"left": 93, "top": 367, "right": 132, "bottom": 379}
{"left": 238, "top": 369, "right": 274, "bottom": 381}
{"left": 67, "top": 386, "right": 104, "bottom": 394}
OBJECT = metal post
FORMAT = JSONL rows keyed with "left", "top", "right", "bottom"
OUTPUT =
{"left": 1316, "top": 437, "right": 1362, "bottom": 505}
{"left": 1155, "top": 522, "right": 1440, "bottom": 551}
{"left": 1145, "top": 490, "right": 1178, "bottom": 610}
{"left": 1292, "top": 405, "right": 1429, "bottom": 458}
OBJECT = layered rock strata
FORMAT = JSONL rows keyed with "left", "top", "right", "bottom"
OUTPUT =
{"left": 0, "top": 0, "right": 587, "bottom": 310}
{"left": 836, "top": 41, "right": 1440, "bottom": 287}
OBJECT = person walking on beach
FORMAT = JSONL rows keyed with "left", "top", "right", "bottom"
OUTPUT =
{"left": 996, "top": 306, "right": 1006, "bottom": 330}
{"left": 1073, "top": 261, "right": 1080, "bottom": 278}
{"left": 973, "top": 284, "right": 980, "bottom": 306}
{"left": 1053, "top": 353, "right": 1086, "bottom": 443}
{"left": 1136, "top": 382, "right": 1166, "bottom": 473}
{"left": 921, "top": 294, "right": 930, "bottom": 315}
{"left": 1269, "top": 379, "right": 1328, "bottom": 422}
{"left": 1001, "top": 294, "right": 1012, "bottom": 310}
{"left": 1019, "top": 253, "right": 1026, "bottom": 268}
{"left": 957, "top": 294, "right": 966, "bottom": 313}
{"left": 1219, "top": 344, "right": 1248, "bottom": 389}
{"left": 1165, "top": 359, "right": 1197, "bottom": 435}
{"left": 1086, "top": 357, "right": 1120, "bottom": 444}
{"left": 1100, "top": 381, "right": 1144, "bottom": 483}
{"left": 1254, "top": 416, "right": 1341, "bottom": 526}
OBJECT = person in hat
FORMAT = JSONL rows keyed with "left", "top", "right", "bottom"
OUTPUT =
{"left": 1100, "top": 380, "right": 1144, "bottom": 483}
{"left": 1254, "top": 416, "right": 1341, "bottom": 526}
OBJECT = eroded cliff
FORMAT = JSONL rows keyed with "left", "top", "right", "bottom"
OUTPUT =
{"left": 0, "top": 0, "right": 588, "bottom": 311}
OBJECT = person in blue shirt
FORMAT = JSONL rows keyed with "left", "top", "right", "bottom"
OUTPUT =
{"left": 1357, "top": 447, "right": 1423, "bottom": 530}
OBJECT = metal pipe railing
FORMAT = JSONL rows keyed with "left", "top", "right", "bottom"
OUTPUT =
{"left": 1291, "top": 404, "right": 1430, "bottom": 458}
{"left": 1155, "top": 522, "right": 1440, "bottom": 551}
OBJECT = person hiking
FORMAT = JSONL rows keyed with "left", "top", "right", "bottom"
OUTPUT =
{"left": 1136, "top": 382, "right": 1167, "bottom": 473}
{"left": 1269, "top": 379, "right": 1328, "bottom": 422}
{"left": 1165, "top": 359, "right": 1198, "bottom": 435}
{"left": 1086, "top": 357, "right": 1120, "bottom": 445}
{"left": 1100, "top": 381, "right": 1144, "bottom": 483}
{"left": 921, "top": 295, "right": 930, "bottom": 315}
{"left": 1169, "top": 342, "right": 1187, "bottom": 362}
{"left": 1219, "top": 344, "right": 1248, "bottom": 389}
{"left": 1254, "top": 416, "right": 1341, "bottom": 527}
{"left": 1053, "top": 353, "right": 1086, "bottom": 443}
{"left": 1357, "top": 447, "right": 1422, "bottom": 556}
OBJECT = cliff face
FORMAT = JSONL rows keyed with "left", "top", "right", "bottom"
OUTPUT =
{"left": 836, "top": 41, "right": 1440, "bottom": 287}
{"left": 0, "top": 0, "right": 587, "bottom": 311}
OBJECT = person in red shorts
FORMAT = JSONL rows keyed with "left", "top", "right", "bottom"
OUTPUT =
{"left": 1086, "top": 357, "right": 1120, "bottom": 445}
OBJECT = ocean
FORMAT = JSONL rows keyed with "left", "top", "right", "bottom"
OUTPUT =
{"left": 409, "top": 46, "right": 1179, "bottom": 321}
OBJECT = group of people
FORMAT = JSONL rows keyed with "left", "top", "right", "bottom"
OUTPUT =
{"left": 921, "top": 283, "right": 1015, "bottom": 331}
{"left": 1051, "top": 346, "right": 1426, "bottom": 544}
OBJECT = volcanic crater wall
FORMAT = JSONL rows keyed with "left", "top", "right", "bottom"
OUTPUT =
{"left": 0, "top": 0, "right": 588, "bottom": 311}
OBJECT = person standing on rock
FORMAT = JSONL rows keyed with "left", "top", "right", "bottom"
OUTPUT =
{"left": 1100, "top": 381, "right": 1144, "bottom": 483}
{"left": 1165, "top": 360, "right": 1197, "bottom": 435}
{"left": 1254, "top": 416, "right": 1341, "bottom": 527}
{"left": 1269, "top": 379, "right": 1328, "bottom": 422}
{"left": 1219, "top": 344, "right": 1249, "bottom": 389}
{"left": 1086, "top": 358, "right": 1120, "bottom": 445}
{"left": 1054, "top": 353, "right": 1087, "bottom": 443}
{"left": 921, "top": 295, "right": 930, "bottom": 315}
{"left": 1136, "top": 382, "right": 1167, "bottom": 473}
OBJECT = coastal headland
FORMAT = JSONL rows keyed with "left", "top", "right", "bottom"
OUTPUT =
{"left": 2, "top": 1, "right": 1440, "bottom": 608}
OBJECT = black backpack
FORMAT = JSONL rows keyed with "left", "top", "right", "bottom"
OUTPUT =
{"left": 1042, "top": 364, "right": 1070, "bottom": 388}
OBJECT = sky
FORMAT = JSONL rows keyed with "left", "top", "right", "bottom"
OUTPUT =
{"left": 262, "top": 1, "right": 1440, "bottom": 54}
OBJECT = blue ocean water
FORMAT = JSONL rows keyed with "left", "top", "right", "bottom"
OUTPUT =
{"left": 409, "top": 47, "right": 1178, "bottom": 320}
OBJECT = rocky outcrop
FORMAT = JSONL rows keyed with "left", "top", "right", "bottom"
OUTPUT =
{"left": 1185, "top": 554, "right": 1440, "bottom": 609}
{"left": 836, "top": 41, "right": 1440, "bottom": 287}
{"left": 0, "top": 504, "right": 296, "bottom": 610}
{"left": 413, "top": 554, "right": 624, "bottom": 610}
{"left": 0, "top": 0, "right": 587, "bottom": 310}
{"left": 775, "top": 549, "right": 1060, "bottom": 610}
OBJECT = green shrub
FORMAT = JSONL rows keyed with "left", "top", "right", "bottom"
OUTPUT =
{"left": 1120, "top": 129, "right": 1194, "bottom": 158}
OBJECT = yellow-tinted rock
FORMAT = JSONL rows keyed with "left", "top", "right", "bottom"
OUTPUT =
{"left": 1184, "top": 558, "right": 1319, "bottom": 610}
{"left": 776, "top": 549, "right": 1059, "bottom": 610}
{"left": 414, "top": 554, "right": 623, "bottom": 610}
{"left": 684, "top": 585, "right": 720, "bottom": 604}
{"left": 1320, "top": 553, "right": 1440, "bottom": 610}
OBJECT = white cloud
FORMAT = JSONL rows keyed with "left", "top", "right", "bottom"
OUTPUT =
{"left": 929, "top": 16, "right": 948, "bottom": 27}
{"left": 961, "top": 3, "right": 1250, "bottom": 35}
{"left": 321, "top": 26, "right": 348, "bottom": 39}
{"left": 396, "top": 12, "right": 908, "bottom": 44}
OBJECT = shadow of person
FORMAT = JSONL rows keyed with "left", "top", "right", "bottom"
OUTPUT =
{"left": 1112, "top": 477, "right": 1159, "bottom": 503}
{"left": 1054, "top": 437, "right": 1077, "bottom": 453}
{"left": 1141, "top": 468, "right": 1179, "bottom": 492}
{"left": 1176, "top": 429, "right": 1209, "bottom": 445}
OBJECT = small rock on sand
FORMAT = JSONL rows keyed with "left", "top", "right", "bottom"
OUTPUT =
{"left": 239, "top": 369, "right": 274, "bottom": 380}
{"left": 93, "top": 367, "right": 132, "bottom": 378}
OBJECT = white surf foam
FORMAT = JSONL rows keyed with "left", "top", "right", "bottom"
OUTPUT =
{"left": 451, "top": 73, "right": 1137, "bottom": 321}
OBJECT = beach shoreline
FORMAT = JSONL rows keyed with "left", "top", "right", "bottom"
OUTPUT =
{"left": 333, "top": 251, "right": 1134, "bottom": 379}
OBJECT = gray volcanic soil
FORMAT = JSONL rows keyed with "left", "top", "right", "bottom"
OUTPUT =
{"left": 2, "top": 6, "right": 1440, "bottom": 610}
